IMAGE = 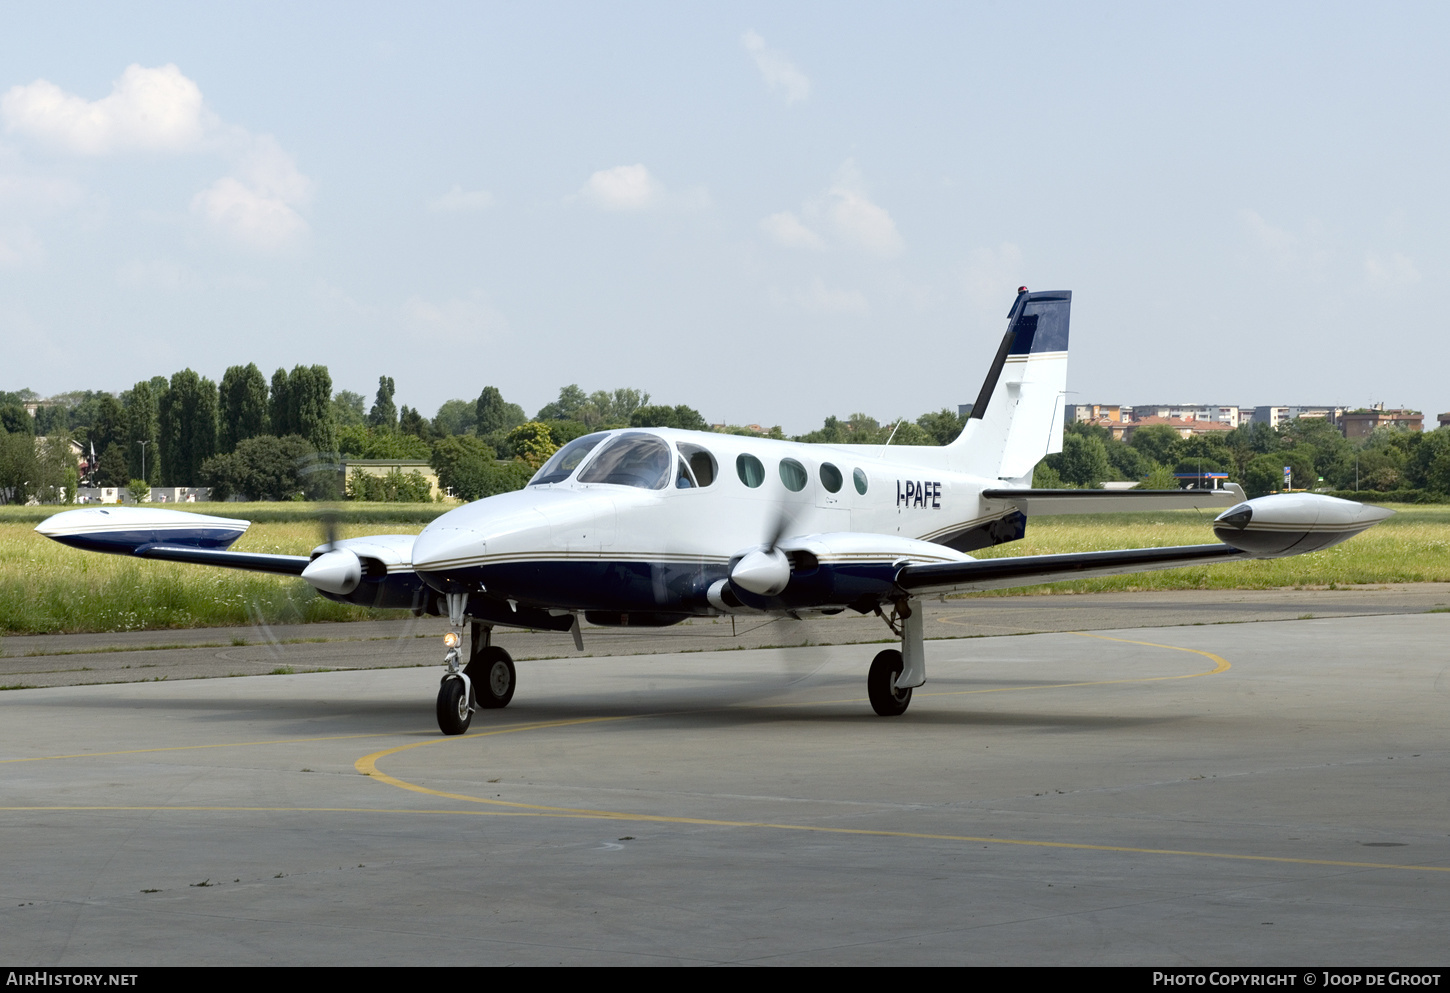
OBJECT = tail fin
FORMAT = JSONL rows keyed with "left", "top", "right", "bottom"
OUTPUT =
{"left": 948, "top": 288, "right": 1071, "bottom": 481}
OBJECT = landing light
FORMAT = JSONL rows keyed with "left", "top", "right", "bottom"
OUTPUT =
{"left": 443, "top": 631, "right": 461, "bottom": 649}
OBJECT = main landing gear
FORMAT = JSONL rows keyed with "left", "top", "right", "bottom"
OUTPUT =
{"left": 436, "top": 594, "right": 516, "bottom": 735}
{"left": 868, "top": 597, "right": 926, "bottom": 717}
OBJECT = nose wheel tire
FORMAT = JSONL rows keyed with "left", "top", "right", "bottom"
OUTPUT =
{"left": 466, "top": 646, "right": 516, "bottom": 709}
{"left": 436, "top": 678, "right": 472, "bottom": 735}
{"left": 868, "top": 649, "right": 912, "bottom": 717}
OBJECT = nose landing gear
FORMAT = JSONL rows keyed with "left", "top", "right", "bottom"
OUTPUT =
{"left": 436, "top": 596, "right": 516, "bottom": 734}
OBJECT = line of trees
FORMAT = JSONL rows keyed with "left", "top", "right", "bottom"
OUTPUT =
{"left": 6, "top": 376, "right": 1449, "bottom": 504}
{"left": 1040, "top": 418, "right": 1450, "bottom": 499}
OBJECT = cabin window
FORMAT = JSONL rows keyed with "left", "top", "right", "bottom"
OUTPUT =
{"left": 530, "top": 432, "right": 610, "bottom": 485}
{"left": 736, "top": 454, "right": 765, "bottom": 488}
{"left": 576, "top": 433, "right": 673, "bottom": 489}
{"left": 853, "top": 468, "right": 868, "bottom": 495}
{"left": 676, "top": 443, "right": 717, "bottom": 487}
{"left": 819, "top": 463, "right": 843, "bottom": 493}
{"left": 779, "top": 458, "right": 808, "bottom": 492}
{"left": 675, "top": 460, "right": 697, "bottom": 488}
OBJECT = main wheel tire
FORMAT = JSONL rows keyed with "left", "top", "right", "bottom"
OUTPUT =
{"left": 436, "top": 678, "right": 472, "bottom": 735}
{"left": 466, "top": 646, "right": 516, "bottom": 709}
{"left": 867, "top": 649, "right": 911, "bottom": 717}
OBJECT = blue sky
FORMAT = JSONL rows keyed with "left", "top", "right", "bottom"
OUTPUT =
{"left": 2, "top": 2, "right": 1445, "bottom": 431}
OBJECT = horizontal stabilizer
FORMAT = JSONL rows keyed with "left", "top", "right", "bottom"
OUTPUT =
{"left": 982, "top": 485, "right": 1245, "bottom": 515}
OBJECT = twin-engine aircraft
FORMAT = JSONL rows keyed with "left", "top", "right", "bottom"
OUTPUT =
{"left": 37, "top": 289, "right": 1393, "bottom": 734}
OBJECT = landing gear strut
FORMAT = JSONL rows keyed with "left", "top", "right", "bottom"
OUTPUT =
{"left": 436, "top": 605, "right": 517, "bottom": 734}
{"left": 868, "top": 597, "right": 926, "bottom": 717}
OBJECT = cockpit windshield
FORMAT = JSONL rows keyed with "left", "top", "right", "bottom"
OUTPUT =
{"left": 529, "top": 432, "right": 610, "bottom": 485}
{"left": 576, "top": 432, "right": 673, "bottom": 490}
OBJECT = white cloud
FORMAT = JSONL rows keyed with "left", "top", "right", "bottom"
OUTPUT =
{"left": 428, "top": 185, "right": 495, "bottom": 212}
{"left": 404, "top": 293, "right": 510, "bottom": 344}
{"left": 191, "top": 177, "right": 307, "bottom": 251}
{"left": 819, "top": 162, "right": 903, "bottom": 256}
{"left": 1364, "top": 252, "right": 1419, "bottom": 290}
{"left": 762, "top": 160, "right": 904, "bottom": 257}
{"left": 578, "top": 164, "right": 662, "bottom": 211}
{"left": 0, "top": 226, "right": 43, "bottom": 266}
{"left": 188, "top": 132, "right": 312, "bottom": 249}
{"left": 2, "top": 64, "right": 208, "bottom": 155}
{"left": 116, "top": 258, "right": 189, "bottom": 289}
{"left": 2, "top": 65, "right": 311, "bottom": 251}
{"left": 773, "top": 278, "right": 868, "bottom": 316}
{"left": 1237, "top": 208, "right": 1331, "bottom": 274}
{"left": 960, "top": 242, "right": 1025, "bottom": 309}
{"left": 760, "top": 211, "right": 824, "bottom": 250}
{"left": 0, "top": 171, "right": 84, "bottom": 211}
{"left": 742, "top": 31, "right": 811, "bottom": 105}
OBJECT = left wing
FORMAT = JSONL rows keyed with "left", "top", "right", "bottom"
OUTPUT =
{"left": 898, "top": 492, "right": 1393, "bottom": 597}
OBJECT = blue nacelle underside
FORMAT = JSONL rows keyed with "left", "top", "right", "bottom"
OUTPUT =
{"left": 416, "top": 558, "right": 902, "bottom": 616}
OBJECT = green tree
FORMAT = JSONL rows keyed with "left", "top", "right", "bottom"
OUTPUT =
{"left": 1137, "top": 464, "right": 1180, "bottom": 490}
{"left": 1128, "top": 424, "right": 1183, "bottom": 467}
{"left": 916, "top": 408, "right": 966, "bottom": 446}
{"left": 535, "top": 384, "right": 588, "bottom": 422}
{"left": 218, "top": 363, "right": 270, "bottom": 453}
{"left": 399, "top": 405, "right": 433, "bottom": 441}
{"left": 337, "top": 427, "right": 431, "bottom": 460}
{"left": 0, "top": 404, "right": 33, "bottom": 436}
{"left": 507, "top": 421, "right": 558, "bottom": 469}
{"left": 431, "top": 435, "right": 496, "bottom": 497}
{"left": 368, "top": 376, "right": 397, "bottom": 432}
{"left": 629, "top": 404, "right": 708, "bottom": 431}
{"left": 0, "top": 430, "right": 37, "bottom": 504}
{"left": 475, "top": 386, "right": 525, "bottom": 434}
{"left": 123, "top": 380, "right": 161, "bottom": 483}
{"left": 290, "top": 365, "right": 336, "bottom": 455}
{"left": 269, "top": 367, "right": 293, "bottom": 437}
{"left": 432, "top": 398, "right": 476, "bottom": 437}
{"left": 97, "top": 443, "right": 131, "bottom": 487}
{"left": 332, "top": 390, "right": 367, "bottom": 428}
{"left": 1405, "top": 427, "right": 1450, "bottom": 491}
{"left": 91, "top": 394, "right": 127, "bottom": 457}
{"left": 1244, "top": 454, "right": 1286, "bottom": 498}
{"left": 159, "top": 370, "right": 218, "bottom": 486}
{"left": 1032, "top": 461, "right": 1067, "bottom": 488}
{"left": 1046, "top": 432, "right": 1110, "bottom": 487}
{"left": 201, "top": 435, "right": 315, "bottom": 501}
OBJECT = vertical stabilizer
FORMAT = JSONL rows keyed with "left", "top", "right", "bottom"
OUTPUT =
{"left": 948, "top": 289, "right": 1071, "bottom": 481}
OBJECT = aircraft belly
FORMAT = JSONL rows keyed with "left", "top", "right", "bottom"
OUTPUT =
{"left": 428, "top": 558, "right": 730, "bottom": 613}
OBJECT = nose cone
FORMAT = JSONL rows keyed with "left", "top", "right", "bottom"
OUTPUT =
{"left": 412, "top": 490, "right": 557, "bottom": 594}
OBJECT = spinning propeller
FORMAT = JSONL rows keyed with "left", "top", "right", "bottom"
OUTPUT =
{"left": 728, "top": 504, "right": 796, "bottom": 597}
{"left": 299, "top": 493, "right": 363, "bottom": 596}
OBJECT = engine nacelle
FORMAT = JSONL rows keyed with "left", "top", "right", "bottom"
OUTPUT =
{"left": 1212, "top": 493, "right": 1393, "bottom": 557}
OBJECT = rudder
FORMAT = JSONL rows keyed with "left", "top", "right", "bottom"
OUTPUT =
{"left": 949, "top": 288, "right": 1071, "bottom": 481}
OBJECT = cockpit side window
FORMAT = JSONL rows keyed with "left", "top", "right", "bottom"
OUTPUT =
{"left": 576, "top": 433, "right": 673, "bottom": 490}
{"left": 529, "top": 432, "right": 610, "bottom": 485}
{"left": 676, "top": 443, "right": 717, "bottom": 487}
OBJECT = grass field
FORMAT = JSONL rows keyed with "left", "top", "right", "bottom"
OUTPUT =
{"left": 1, "top": 501, "right": 1446, "bottom": 635}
